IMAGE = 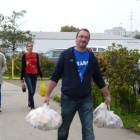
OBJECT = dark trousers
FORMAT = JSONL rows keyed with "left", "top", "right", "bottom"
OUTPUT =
{"left": 58, "top": 94, "right": 95, "bottom": 140}
{"left": 24, "top": 74, "right": 37, "bottom": 109}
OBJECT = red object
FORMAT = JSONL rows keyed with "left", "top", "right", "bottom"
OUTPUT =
{"left": 22, "top": 84, "right": 26, "bottom": 92}
{"left": 88, "top": 47, "right": 93, "bottom": 52}
{"left": 25, "top": 52, "right": 38, "bottom": 74}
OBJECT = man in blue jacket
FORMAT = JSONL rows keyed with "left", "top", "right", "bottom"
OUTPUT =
{"left": 44, "top": 28, "right": 111, "bottom": 140}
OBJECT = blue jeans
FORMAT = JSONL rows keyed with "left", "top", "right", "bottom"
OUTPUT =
{"left": 0, "top": 84, "right": 1, "bottom": 108}
{"left": 58, "top": 94, "right": 95, "bottom": 140}
{"left": 24, "top": 74, "right": 37, "bottom": 109}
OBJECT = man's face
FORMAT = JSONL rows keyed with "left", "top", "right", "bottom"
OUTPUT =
{"left": 76, "top": 30, "right": 90, "bottom": 49}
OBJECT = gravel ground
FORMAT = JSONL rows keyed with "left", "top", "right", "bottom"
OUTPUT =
{"left": 5, "top": 79, "right": 62, "bottom": 98}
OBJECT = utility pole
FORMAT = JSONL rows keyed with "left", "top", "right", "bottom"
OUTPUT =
{"left": 129, "top": 7, "right": 134, "bottom": 32}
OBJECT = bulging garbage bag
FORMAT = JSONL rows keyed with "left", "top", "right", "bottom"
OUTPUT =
{"left": 26, "top": 104, "right": 62, "bottom": 131}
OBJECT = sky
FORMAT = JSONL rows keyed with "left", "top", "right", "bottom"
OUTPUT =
{"left": 0, "top": 0, "right": 140, "bottom": 33}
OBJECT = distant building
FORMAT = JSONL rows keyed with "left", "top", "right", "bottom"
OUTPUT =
{"left": 30, "top": 31, "right": 140, "bottom": 52}
{"left": 129, "top": 30, "right": 140, "bottom": 38}
{"left": 104, "top": 27, "right": 127, "bottom": 36}
{"left": 1, "top": 31, "right": 140, "bottom": 53}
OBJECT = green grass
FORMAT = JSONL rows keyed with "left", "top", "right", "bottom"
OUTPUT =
{"left": 121, "top": 114, "right": 140, "bottom": 133}
{"left": 53, "top": 94, "right": 61, "bottom": 102}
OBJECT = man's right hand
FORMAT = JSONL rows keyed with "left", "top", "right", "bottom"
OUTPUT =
{"left": 43, "top": 80, "right": 57, "bottom": 105}
{"left": 44, "top": 95, "right": 50, "bottom": 105}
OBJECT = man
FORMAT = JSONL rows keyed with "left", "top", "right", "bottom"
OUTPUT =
{"left": 44, "top": 28, "right": 111, "bottom": 140}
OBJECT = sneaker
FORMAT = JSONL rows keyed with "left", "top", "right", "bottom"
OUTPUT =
{"left": 28, "top": 101, "right": 30, "bottom": 107}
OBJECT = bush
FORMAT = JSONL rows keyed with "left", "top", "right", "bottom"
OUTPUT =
{"left": 4, "top": 52, "right": 55, "bottom": 78}
{"left": 95, "top": 43, "right": 140, "bottom": 113}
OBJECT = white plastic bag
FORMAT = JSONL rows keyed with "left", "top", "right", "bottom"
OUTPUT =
{"left": 93, "top": 102, "right": 107, "bottom": 119}
{"left": 25, "top": 104, "right": 62, "bottom": 131}
{"left": 104, "top": 111, "right": 123, "bottom": 128}
{"left": 93, "top": 103, "right": 123, "bottom": 128}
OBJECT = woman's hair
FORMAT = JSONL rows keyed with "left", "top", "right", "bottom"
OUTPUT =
{"left": 26, "top": 43, "right": 33, "bottom": 47}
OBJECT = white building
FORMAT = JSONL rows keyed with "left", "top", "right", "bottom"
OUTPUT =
{"left": 104, "top": 27, "right": 127, "bottom": 36}
{"left": 31, "top": 32, "right": 140, "bottom": 53}
{"left": 0, "top": 31, "right": 140, "bottom": 53}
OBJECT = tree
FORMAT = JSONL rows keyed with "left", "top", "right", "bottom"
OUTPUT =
{"left": 60, "top": 25, "right": 80, "bottom": 32}
{"left": 134, "top": 34, "right": 140, "bottom": 39}
{"left": 96, "top": 43, "right": 140, "bottom": 113}
{"left": 0, "top": 10, "right": 35, "bottom": 52}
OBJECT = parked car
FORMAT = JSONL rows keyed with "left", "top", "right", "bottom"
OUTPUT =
{"left": 43, "top": 48, "right": 67, "bottom": 63}
{"left": 43, "top": 46, "right": 106, "bottom": 63}
{"left": 87, "top": 46, "right": 107, "bottom": 54}
{"left": 6, "top": 50, "right": 43, "bottom": 57}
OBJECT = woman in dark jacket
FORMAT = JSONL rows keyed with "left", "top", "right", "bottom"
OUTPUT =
{"left": 20, "top": 43, "right": 43, "bottom": 110}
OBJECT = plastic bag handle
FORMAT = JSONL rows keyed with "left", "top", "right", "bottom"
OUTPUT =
{"left": 107, "top": 105, "right": 110, "bottom": 111}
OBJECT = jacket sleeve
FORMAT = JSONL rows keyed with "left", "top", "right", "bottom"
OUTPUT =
{"left": 1, "top": 55, "right": 6, "bottom": 75}
{"left": 36, "top": 54, "right": 43, "bottom": 78}
{"left": 92, "top": 58, "right": 106, "bottom": 89}
{"left": 50, "top": 52, "right": 64, "bottom": 83}
{"left": 20, "top": 54, "right": 26, "bottom": 80}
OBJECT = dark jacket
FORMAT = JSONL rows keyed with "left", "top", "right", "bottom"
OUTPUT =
{"left": 50, "top": 47, "right": 106, "bottom": 98}
{"left": 20, "top": 53, "right": 43, "bottom": 80}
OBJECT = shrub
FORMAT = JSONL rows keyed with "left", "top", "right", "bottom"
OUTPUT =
{"left": 4, "top": 52, "right": 55, "bottom": 78}
{"left": 95, "top": 43, "right": 140, "bottom": 113}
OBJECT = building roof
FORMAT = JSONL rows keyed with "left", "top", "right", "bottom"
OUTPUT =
{"left": 31, "top": 32, "right": 138, "bottom": 40}
{"left": 129, "top": 30, "right": 140, "bottom": 38}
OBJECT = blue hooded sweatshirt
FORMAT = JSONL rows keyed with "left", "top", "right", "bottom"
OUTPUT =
{"left": 50, "top": 47, "right": 106, "bottom": 98}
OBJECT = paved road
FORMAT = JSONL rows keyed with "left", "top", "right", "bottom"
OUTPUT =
{"left": 5, "top": 79, "right": 62, "bottom": 98}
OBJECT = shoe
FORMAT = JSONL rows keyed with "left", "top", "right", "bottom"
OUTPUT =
{"left": 0, "top": 109, "right": 2, "bottom": 113}
{"left": 28, "top": 101, "right": 30, "bottom": 107}
{"left": 31, "top": 108, "right": 35, "bottom": 111}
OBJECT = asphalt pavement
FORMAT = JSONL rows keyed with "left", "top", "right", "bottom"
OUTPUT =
{"left": 0, "top": 81, "right": 140, "bottom": 140}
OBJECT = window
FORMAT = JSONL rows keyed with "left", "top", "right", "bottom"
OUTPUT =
{"left": 44, "top": 51, "right": 53, "bottom": 58}
{"left": 98, "top": 48, "right": 105, "bottom": 51}
{"left": 92, "top": 48, "right": 97, "bottom": 51}
{"left": 53, "top": 51, "right": 62, "bottom": 57}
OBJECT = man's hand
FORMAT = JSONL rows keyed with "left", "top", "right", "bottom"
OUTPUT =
{"left": 41, "top": 77, "right": 44, "bottom": 81}
{"left": 44, "top": 95, "right": 50, "bottom": 105}
{"left": 5, "top": 67, "right": 8, "bottom": 72}
{"left": 101, "top": 86, "right": 111, "bottom": 105}
{"left": 105, "top": 96, "right": 111, "bottom": 105}
{"left": 43, "top": 80, "right": 57, "bottom": 105}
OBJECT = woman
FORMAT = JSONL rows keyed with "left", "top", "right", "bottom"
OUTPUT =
{"left": 20, "top": 43, "right": 43, "bottom": 110}
{"left": 0, "top": 52, "right": 6, "bottom": 113}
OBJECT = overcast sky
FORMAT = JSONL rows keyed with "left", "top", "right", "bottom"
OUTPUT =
{"left": 0, "top": 0, "right": 140, "bottom": 33}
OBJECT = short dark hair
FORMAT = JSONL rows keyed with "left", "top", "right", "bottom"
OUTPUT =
{"left": 76, "top": 28, "right": 90, "bottom": 39}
